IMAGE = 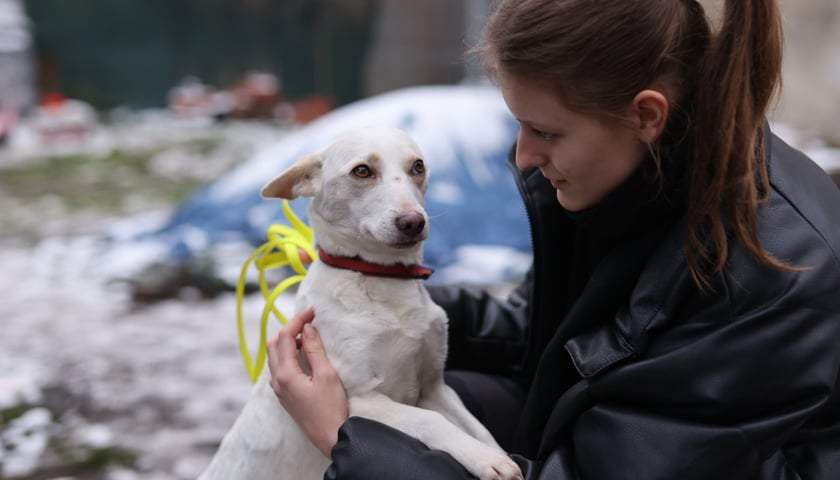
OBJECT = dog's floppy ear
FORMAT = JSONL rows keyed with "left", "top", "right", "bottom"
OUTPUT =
{"left": 260, "top": 153, "right": 323, "bottom": 199}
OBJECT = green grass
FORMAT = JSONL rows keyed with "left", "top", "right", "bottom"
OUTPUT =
{"left": 2, "top": 398, "right": 139, "bottom": 479}
{"left": 0, "top": 149, "right": 203, "bottom": 212}
{"left": 51, "top": 442, "right": 138, "bottom": 477}
{"left": 1, "top": 402, "right": 39, "bottom": 423}
{"left": 0, "top": 136, "right": 234, "bottom": 243}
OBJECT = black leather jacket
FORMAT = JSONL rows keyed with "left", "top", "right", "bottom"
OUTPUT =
{"left": 325, "top": 129, "right": 840, "bottom": 479}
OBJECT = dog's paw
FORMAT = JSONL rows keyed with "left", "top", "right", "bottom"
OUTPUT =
{"left": 461, "top": 445, "right": 523, "bottom": 480}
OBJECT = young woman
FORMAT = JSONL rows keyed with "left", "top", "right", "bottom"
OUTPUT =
{"left": 266, "top": 0, "right": 840, "bottom": 478}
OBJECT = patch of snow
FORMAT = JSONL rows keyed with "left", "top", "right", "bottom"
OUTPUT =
{"left": 1, "top": 408, "right": 52, "bottom": 478}
{"left": 0, "top": 359, "right": 43, "bottom": 409}
{"left": 74, "top": 423, "right": 115, "bottom": 449}
{"left": 438, "top": 245, "right": 532, "bottom": 286}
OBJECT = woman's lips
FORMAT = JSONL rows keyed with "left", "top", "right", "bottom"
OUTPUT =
{"left": 549, "top": 178, "right": 567, "bottom": 189}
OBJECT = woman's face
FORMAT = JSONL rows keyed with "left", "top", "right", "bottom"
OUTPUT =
{"left": 498, "top": 70, "right": 648, "bottom": 212}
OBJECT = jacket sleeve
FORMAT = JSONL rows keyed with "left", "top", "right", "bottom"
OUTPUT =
{"left": 325, "top": 417, "right": 576, "bottom": 480}
{"left": 325, "top": 417, "right": 475, "bottom": 479}
{"left": 427, "top": 267, "right": 532, "bottom": 375}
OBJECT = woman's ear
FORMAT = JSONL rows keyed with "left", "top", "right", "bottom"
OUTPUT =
{"left": 631, "top": 89, "right": 669, "bottom": 144}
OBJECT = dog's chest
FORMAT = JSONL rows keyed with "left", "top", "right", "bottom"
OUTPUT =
{"left": 298, "top": 266, "right": 447, "bottom": 402}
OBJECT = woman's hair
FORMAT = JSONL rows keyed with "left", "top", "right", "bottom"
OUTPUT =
{"left": 478, "top": 0, "right": 786, "bottom": 292}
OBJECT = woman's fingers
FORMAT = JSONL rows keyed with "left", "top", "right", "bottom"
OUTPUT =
{"left": 301, "top": 323, "right": 334, "bottom": 380}
{"left": 287, "top": 306, "right": 316, "bottom": 332}
{"left": 298, "top": 249, "right": 313, "bottom": 264}
{"left": 267, "top": 307, "right": 315, "bottom": 394}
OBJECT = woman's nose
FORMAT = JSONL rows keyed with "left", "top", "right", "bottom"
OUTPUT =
{"left": 514, "top": 131, "right": 545, "bottom": 170}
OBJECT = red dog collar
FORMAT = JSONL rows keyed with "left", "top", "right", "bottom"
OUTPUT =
{"left": 318, "top": 248, "right": 434, "bottom": 280}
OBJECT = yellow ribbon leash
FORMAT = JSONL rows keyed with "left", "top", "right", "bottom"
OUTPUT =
{"left": 236, "top": 200, "right": 316, "bottom": 383}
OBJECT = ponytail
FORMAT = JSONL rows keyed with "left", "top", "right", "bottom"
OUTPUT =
{"left": 685, "top": 0, "right": 787, "bottom": 292}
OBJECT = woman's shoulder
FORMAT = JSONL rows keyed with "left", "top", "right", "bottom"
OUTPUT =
{"left": 765, "top": 131, "right": 840, "bottom": 248}
{"left": 715, "top": 130, "right": 840, "bottom": 315}
{"left": 760, "top": 131, "right": 840, "bottom": 267}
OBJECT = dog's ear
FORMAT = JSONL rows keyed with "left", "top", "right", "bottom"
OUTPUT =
{"left": 260, "top": 153, "right": 323, "bottom": 199}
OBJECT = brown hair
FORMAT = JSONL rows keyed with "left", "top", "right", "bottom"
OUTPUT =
{"left": 478, "top": 0, "right": 787, "bottom": 291}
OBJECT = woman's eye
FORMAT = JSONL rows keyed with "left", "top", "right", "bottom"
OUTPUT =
{"left": 531, "top": 127, "right": 554, "bottom": 141}
{"left": 411, "top": 159, "right": 425, "bottom": 175}
{"left": 351, "top": 165, "right": 372, "bottom": 178}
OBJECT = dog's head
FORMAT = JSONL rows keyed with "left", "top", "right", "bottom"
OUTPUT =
{"left": 261, "top": 126, "right": 429, "bottom": 263}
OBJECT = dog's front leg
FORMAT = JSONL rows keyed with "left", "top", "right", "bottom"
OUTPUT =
{"left": 417, "top": 379, "right": 502, "bottom": 448}
{"left": 349, "top": 392, "right": 522, "bottom": 480}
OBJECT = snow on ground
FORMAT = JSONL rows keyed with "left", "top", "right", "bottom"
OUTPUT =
{"left": 0, "top": 215, "right": 305, "bottom": 478}
{"left": 1, "top": 115, "right": 296, "bottom": 479}
{"left": 1, "top": 108, "right": 839, "bottom": 479}
{"left": 0, "top": 238, "right": 292, "bottom": 478}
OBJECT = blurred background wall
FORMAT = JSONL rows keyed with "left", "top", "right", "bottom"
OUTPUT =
{"left": 3, "top": 0, "right": 839, "bottom": 141}
{"left": 699, "top": 0, "right": 840, "bottom": 144}
{"left": 0, "top": 0, "right": 35, "bottom": 109}
{"left": 772, "top": 0, "right": 840, "bottom": 144}
{"left": 23, "top": 0, "right": 377, "bottom": 109}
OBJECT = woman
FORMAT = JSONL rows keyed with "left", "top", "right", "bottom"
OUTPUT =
{"left": 267, "top": 0, "right": 840, "bottom": 478}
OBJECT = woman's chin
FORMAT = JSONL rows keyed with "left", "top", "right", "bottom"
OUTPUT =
{"left": 555, "top": 189, "right": 594, "bottom": 212}
{"left": 555, "top": 190, "right": 577, "bottom": 211}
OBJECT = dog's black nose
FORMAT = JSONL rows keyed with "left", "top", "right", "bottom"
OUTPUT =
{"left": 395, "top": 213, "right": 426, "bottom": 236}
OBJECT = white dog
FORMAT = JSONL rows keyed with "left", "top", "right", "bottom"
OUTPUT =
{"left": 200, "top": 126, "right": 522, "bottom": 479}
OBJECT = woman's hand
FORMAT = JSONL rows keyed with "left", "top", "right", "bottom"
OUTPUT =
{"left": 267, "top": 307, "right": 349, "bottom": 457}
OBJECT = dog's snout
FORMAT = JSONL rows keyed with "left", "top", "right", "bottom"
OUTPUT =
{"left": 395, "top": 213, "right": 426, "bottom": 236}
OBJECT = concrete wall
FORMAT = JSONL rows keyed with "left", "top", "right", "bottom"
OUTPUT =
{"left": 699, "top": 0, "right": 840, "bottom": 144}
{"left": 363, "top": 0, "right": 467, "bottom": 96}
{"left": 774, "top": 0, "right": 840, "bottom": 144}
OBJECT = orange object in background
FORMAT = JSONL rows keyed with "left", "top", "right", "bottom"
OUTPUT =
{"left": 167, "top": 72, "right": 334, "bottom": 125}
{"left": 275, "top": 94, "right": 335, "bottom": 125}
{"left": 228, "top": 71, "right": 281, "bottom": 119}
{"left": 31, "top": 92, "right": 97, "bottom": 144}
{"left": 167, "top": 77, "right": 228, "bottom": 119}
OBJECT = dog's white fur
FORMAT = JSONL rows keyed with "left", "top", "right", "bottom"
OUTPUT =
{"left": 200, "top": 126, "right": 521, "bottom": 479}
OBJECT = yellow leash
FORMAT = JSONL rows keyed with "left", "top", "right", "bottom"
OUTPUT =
{"left": 235, "top": 200, "right": 316, "bottom": 383}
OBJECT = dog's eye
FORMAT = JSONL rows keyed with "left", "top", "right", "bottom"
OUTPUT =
{"left": 411, "top": 160, "right": 425, "bottom": 175}
{"left": 351, "top": 165, "right": 372, "bottom": 178}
